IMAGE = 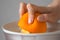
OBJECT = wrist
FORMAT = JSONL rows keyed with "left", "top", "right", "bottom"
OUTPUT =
{"left": 48, "top": 0, "right": 60, "bottom": 7}
{"left": 52, "top": 0, "right": 60, "bottom": 5}
{"left": 53, "top": 0, "right": 60, "bottom": 2}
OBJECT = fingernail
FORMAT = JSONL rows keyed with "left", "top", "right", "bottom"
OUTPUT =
{"left": 37, "top": 15, "right": 45, "bottom": 22}
{"left": 28, "top": 15, "right": 34, "bottom": 24}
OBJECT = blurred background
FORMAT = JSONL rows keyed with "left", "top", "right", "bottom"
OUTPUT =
{"left": 0, "top": 0, "right": 52, "bottom": 40}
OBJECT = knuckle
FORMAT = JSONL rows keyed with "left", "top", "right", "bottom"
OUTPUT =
{"left": 27, "top": 3, "right": 32, "bottom": 8}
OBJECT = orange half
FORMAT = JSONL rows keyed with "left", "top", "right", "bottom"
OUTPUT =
{"left": 18, "top": 12, "right": 47, "bottom": 33}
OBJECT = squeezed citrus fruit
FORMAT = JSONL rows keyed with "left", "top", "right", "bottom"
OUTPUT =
{"left": 18, "top": 12, "right": 47, "bottom": 33}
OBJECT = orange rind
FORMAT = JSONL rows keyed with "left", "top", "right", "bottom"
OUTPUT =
{"left": 18, "top": 12, "right": 47, "bottom": 33}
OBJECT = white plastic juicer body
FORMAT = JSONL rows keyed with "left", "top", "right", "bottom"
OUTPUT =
{"left": 2, "top": 21, "right": 60, "bottom": 40}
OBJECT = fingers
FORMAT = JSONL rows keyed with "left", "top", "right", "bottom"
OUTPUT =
{"left": 27, "top": 3, "right": 34, "bottom": 24}
{"left": 37, "top": 14, "right": 47, "bottom": 22}
{"left": 27, "top": 4, "right": 52, "bottom": 14}
{"left": 19, "top": 2, "right": 54, "bottom": 23}
{"left": 37, "top": 5, "right": 55, "bottom": 22}
{"left": 26, "top": 3, "right": 51, "bottom": 23}
{"left": 19, "top": 2, "right": 27, "bottom": 18}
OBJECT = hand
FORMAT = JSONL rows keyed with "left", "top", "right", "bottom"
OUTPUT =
{"left": 19, "top": 2, "right": 60, "bottom": 24}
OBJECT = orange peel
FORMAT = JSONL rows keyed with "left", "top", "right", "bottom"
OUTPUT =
{"left": 18, "top": 12, "right": 47, "bottom": 33}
